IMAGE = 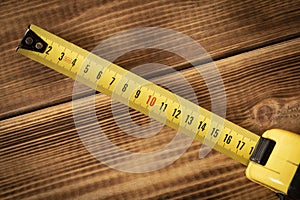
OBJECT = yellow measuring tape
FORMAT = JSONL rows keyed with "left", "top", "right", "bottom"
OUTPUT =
{"left": 17, "top": 25, "right": 299, "bottom": 199}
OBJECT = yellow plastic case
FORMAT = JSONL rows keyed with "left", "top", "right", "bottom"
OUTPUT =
{"left": 246, "top": 129, "right": 300, "bottom": 199}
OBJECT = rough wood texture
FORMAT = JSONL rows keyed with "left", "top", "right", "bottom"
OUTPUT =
{"left": 1, "top": 0, "right": 300, "bottom": 199}
{"left": 1, "top": 0, "right": 300, "bottom": 119}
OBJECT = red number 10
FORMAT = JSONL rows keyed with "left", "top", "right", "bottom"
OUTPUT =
{"left": 146, "top": 95, "right": 157, "bottom": 106}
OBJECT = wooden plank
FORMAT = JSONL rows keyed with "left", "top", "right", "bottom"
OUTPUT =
{"left": 1, "top": 38, "right": 299, "bottom": 199}
{"left": 1, "top": 0, "right": 300, "bottom": 119}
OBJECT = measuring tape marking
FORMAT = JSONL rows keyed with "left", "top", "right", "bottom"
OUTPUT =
{"left": 17, "top": 24, "right": 259, "bottom": 166}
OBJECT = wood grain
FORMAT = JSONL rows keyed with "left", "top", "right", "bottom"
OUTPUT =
{"left": 1, "top": 0, "right": 300, "bottom": 199}
{"left": 1, "top": 37, "right": 300, "bottom": 199}
{"left": 1, "top": 0, "right": 299, "bottom": 119}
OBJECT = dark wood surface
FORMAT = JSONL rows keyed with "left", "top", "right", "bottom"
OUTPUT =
{"left": 1, "top": 0, "right": 300, "bottom": 199}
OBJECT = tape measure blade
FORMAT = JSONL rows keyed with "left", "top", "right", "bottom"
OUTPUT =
{"left": 17, "top": 24, "right": 260, "bottom": 166}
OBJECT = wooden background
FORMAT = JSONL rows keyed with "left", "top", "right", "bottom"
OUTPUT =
{"left": 1, "top": 0, "right": 300, "bottom": 199}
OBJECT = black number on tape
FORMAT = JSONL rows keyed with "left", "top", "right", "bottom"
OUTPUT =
{"left": 237, "top": 140, "right": 245, "bottom": 150}
{"left": 211, "top": 128, "right": 219, "bottom": 137}
{"left": 172, "top": 108, "right": 181, "bottom": 119}
{"left": 58, "top": 52, "right": 65, "bottom": 61}
{"left": 46, "top": 46, "right": 52, "bottom": 55}
{"left": 198, "top": 121, "right": 206, "bottom": 131}
{"left": 224, "top": 134, "right": 232, "bottom": 144}
{"left": 96, "top": 71, "right": 102, "bottom": 79}
{"left": 135, "top": 90, "right": 141, "bottom": 98}
{"left": 84, "top": 64, "right": 89, "bottom": 73}
{"left": 185, "top": 115, "right": 194, "bottom": 125}
{"left": 122, "top": 83, "right": 128, "bottom": 92}
{"left": 110, "top": 77, "right": 116, "bottom": 85}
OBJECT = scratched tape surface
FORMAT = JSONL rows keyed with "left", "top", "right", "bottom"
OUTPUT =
{"left": 17, "top": 24, "right": 259, "bottom": 166}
